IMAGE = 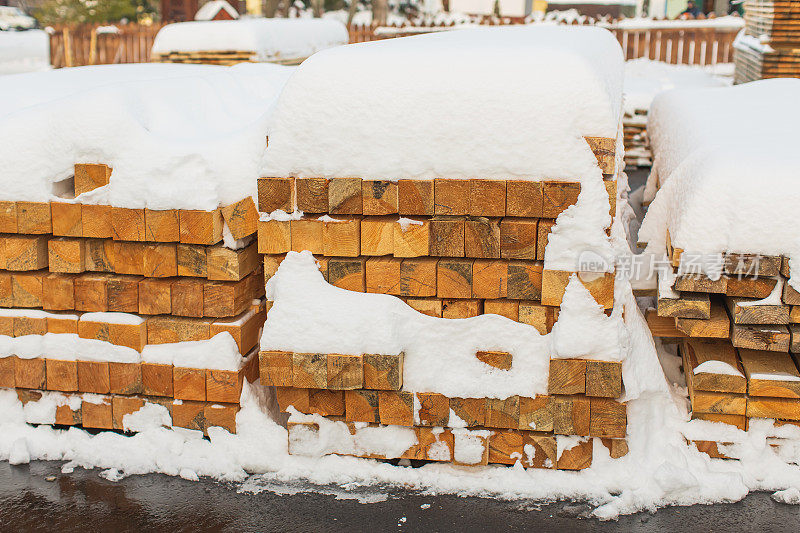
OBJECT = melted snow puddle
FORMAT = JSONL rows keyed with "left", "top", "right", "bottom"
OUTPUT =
{"left": 239, "top": 476, "right": 390, "bottom": 504}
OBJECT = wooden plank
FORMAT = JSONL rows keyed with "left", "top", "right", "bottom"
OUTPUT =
{"left": 171, "top": 400, "right": 207, "bottom": 432}
{"left": 138, "top": 277, "right": 173, "bottom": 315}
{"left": 397, "top": 179, "right": 434, "bottom": 216}
{"left": 415, "top": 392, "right": 449, "bottom": 426}
{"left": 657, "top": 292, "right": 711, "bottom": 320}
{"left": 746, "top": 396, "right": 800, "bottom": 421}
{"left": 430, "top": 216, "right": 465, "bottom": 257}
{"left": 179, "top": 209, "right": 223, "bottom": 245}
{"left": 171, "top": 278, "right": 204, "bottom": 317}
{"left": 741, "top": 349, "right": 800, "bottom": 398}
{"left": 173, "top": 367, "right": 206, "bottom": 401}
{"left": 724, "top": 253, "right": 781, "bottom": 277}
{"left": 442, "top": 298, "right": 482, "bottom": 319}
{"left": 141, "top": 362, "right": 174, "bottom": 397}
{"left": 144, "top": 209, "right": 180, "bottom": 242}
{"left": 46, "top": 359, "right": 78, "bottom": 392}
{"left": 536, "top": 219, "right": 555, "bottom": 261}
{"left": 146, "top": 315, "right": 210, "bottom": 344}
{"left": 82, "top": 397, "right": 113, "bottom": 430}
{"left": 731, "top": 324, "right": 790, "bottom": 352}
{"left": 259, "top": 350, "right": 293, "bottom": 387}
{"left": 204, "top": 277, "right": 252, "bottom": 318}
{"left": 74, "top": 163, "right": 110, "bottom": 195}
{"left": 399, "top": 257, "right": 437, "bottom": 297}
{"left": 674, "top": 273, "right": 726, "bottom": 294}
{"left": 471, "top": 259, "right": 507, "bottom": 299}
{"left": 675, "top": 301, "right": 730, "bottom": 339}
{"left": 691, "top": 412, "right": 747, "bottom": 431}
{"left": 725, "top": 296, "right": 789, "bottom": 325}
{"left": 109, "top": 241, "right": 145, "bottom": 276}
{"left": 519, "top": 301, "right": 557, "bottom": 335}
{"left": 292, "top": 352, "right": 327, "bottom": 389}
{"left": 542, "top": 181, "right": 580, "bottom": 219}
{"left": 485, "top": 396, "right": 520, "bottom": 429}
{"left": 585, "top": 360, "right": 622, "bottom": 398}
{"left": 378, "top": 390, "right": 415, "bottom": 426}
{"left": 42, "top": 273, "right": 76, "bottom": 310}
{"left": 362, "top": 180, "right": 398, "bottom": 215}
{"left": 16, "top": 201, "right": 52, "bottom": 234}
{"left": 141, "top": 243, "right": 177, "bottom": 278}
{"left": 682, "top": 338, "right": 746, "bottom": 393}
{"left": 83, "top": 238, "right": 113, "bottom": 272}
{"left": 344, "top": 389, "right": 380, "bottom": 423}
{"left": 257, "top": 177, "right": 294, "bottom": 213}
{"left": 406, "top": 297, "right": 442, "bottom": 317}
{"left": 433, "top": 178, "right": 469, "bottom": 216}
{"left": 690, "top": 387, "right": 746, "bottom": 415}
{"left": 109, "top": 361, "right": 143, "bottom": 395}
{"left": 322, "top": 217, "right": 360, "bottom": 257}
{"left": 207, "top": 242, "right": 259, "bottom": 281}
{"left": 548, "top": 359, "right": 586, "bottom": 395}
{"left": 51, "top": 202, "right": 82, "bottom": 237}
{"left": 327, "top": 257, "right": 366, "bottom": 292}
{"left": 112, "top": 396, "right": 145, "bottom": 431}
{"left": 365, "top": 256, "right": 402, "bottom": 295}
{"left": 0, "top": 357, "right": 13, "bottom": 388}
{"left": 77, "top": 360, "right": 110, "bottom": 394}
{"left": 393, "top": 218, "right": 430, "bottom": 258}
{"left": 328, "top": 178, "right": 362, "bottom": 215}
{"left": 295, "top": 178, "right": 328, "bottom": 213}
{"left": 552, "top": 395, "right": 590, "bottom": 436}
{"left": 541, "top": 269, "right": 614, "bottom": 309}
{"left": 362, "top": 353, "right": 403, "bottom": 391}
{"left": 359, "top": 216, "right": 394, "bottom": 256}
{"left": 584, "top": 136, "right": 616, "bottom": 174}
{"left": 308, "top": 389, "right": 345, "bottom": 417}
{"left": 506, "top": 180, "right": 543, "bottom": 218}
{"left": 326, "top": 353, "right": 363, "bottom": 390}
{"left": 220, "top": 196, "right": 259, "bottom": 240}
{"left": 483, "top": 299, "right": 518, "bottom": 320}
{"left": 81, "top": 204, "right": 112, "bottom": 239}
{"left": 177, "top": 243, "right": 207, "bottom": 277}
{"left": 464, "top": 216, "right": 500, "bottom": 259}
{"left": 726, "top": 276, "right": 777, "bottom": 299}
{"left": 507, "top": 260, "right": 543, "bottom": 300}
{"left": 468, "top": 179, "right": 505, "bottom": 217}
{"left": 500, "top": 218, "right": 537, "bottom": 260}
{"left": 4, "top": 235, "right": 48, "bottom": 271}
{"left": 11, "top": 271, "right": 45, "bottom": 308}
{"left": 589, "top": 397, "right": 626, "bottom": 438}
{"left": 519, "top": 395, "right": 553, "bottom": 432}
{"left": 0, "top": 201, "right": 17, "bottom": 233}
{"left": 111, "top": 207, "right": 145, "bottom": 241}
{"left": 436, "top": 258, "right": 473, "bottom": 299}
{"left": 556, "top": 437, "right": 592, "bottom": 471}
{"left": 475, "top": 350, "right": 512, "bottom": 370}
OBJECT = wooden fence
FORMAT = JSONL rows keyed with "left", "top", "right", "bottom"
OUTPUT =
{"left": 48, "top": 19, "right": 740, "bottom": 69}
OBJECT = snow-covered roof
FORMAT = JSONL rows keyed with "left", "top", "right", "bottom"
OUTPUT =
{"left": 0, "top": 63, "right": 294, "bottom": 209}
{"left": 0, "top": 29, "right": 50, "bottom": 76}
{"left": 639, "top": 79, "right": 800, "bottom": 261}
{"left": 152, "top": 19, "right": 349, "bottom": 62}
{"left": 263, "top": 25, "right": 624, "bottom": 182}
{"left": 195, "top": 0, "right": 239, "bottom": 21}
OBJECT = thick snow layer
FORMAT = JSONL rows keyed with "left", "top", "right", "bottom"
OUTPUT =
{"left": 0, "top": 30, "right": 50, "bottom": 76}
{"left": 152, "top": 19, "right": 348, "bottom": 62}
{"left": 639, "top": 79, "right": 800, "bottom": 274}
{"left": 0, "top": 62, "right": 294, "bottom": 209}
{"left": 623, "top": 58, "right": 727, "bottom": 117}
{"left": 80, "top": 312, "right": 145, "bottom": 325}
{"left": 263, "top": 25, "right": 623, "bottom": 182}
{"left": 141, "top": 333, "right": 242, "bottom": 370}
{"left": 1, "top": 333, "right": 140, "bottom": 363}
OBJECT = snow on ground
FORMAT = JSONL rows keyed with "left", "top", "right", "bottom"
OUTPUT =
{"left": 152, "top": 19, "right": 348, "bottom": 62}
{"left": 0, "top": 62, "right": 294, "bottom": 209}
{"left": 0, "top": 29, "right": 50, "bottom": 75}
{"left": 638, "top": 79, "right": 800, "bottom": 278}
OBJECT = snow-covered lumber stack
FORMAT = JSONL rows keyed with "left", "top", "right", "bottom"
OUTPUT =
{"left": 0, "top": 64, "right": 296, "bottom": 435}
{"left": 256, "top": 27, "right": 631, "bottom": 470}
{"left": 641, "top": 79, "right": 800, "bottom": 445}
{"left": 0, "top": 167, "right": 264, "bottom": 433}
{"left": 151, "top": 19, "right": 349, "bottom": 66}
{"left": 735, "top": 0, "right": 800, "bottom": 83}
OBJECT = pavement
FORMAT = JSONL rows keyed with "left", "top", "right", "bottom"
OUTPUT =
{"left": 2, "top": 169, "right": 799, "bottom": 532}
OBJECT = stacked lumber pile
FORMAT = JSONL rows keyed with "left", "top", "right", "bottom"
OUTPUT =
{"left": 646, "top": 247, "right": 800, "bottom": 454}
{"left": 735, "top": 0, "right": 800, "bottom": 83}
{"left": 256, "top": 137, "right": 627, "bottom": 470}
{"left": 0, "top": 163, "right": 265, "bottom": 434}
{"left": 622, "top": 108, "right": 652, "bottom": 168}
{"left": 152, "top": 50, "right": 258, "bottom": 66}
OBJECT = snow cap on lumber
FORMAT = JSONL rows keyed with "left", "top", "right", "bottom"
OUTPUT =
{"left": 152, "top": 19, "right": 348, "bottom": 62}
{"left": 262, "top": 25, "right": 624, "bottom": 181}
{"left": 639, "top": 79, "right": 800, "bottom": 262}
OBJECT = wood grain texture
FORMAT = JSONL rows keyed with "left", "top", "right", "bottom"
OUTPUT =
{"left": 397, "top": 179, "right": 434, "bottom": 216}
{"left": 144, "top": 209, "right": 180, "bottom": 242}
{"left": 464, "top": 216, "right": 500, "bottom": 259}
{"left": 433, "top": 179, "right": 469, "bottom": 216}
{"left": 220, "top": 196, "right": 259, "bottom": 240}
{"left": 468, "top": 179, "right": 505, "bottom": 217}
{"left": 359, "top": 216, "right": 394, "bottom": 256}
{"left": 179, "top": 209, "right": 223, "bottom": 245}
{"left": 506, "top": 180, "right": 543, "bottom": 218}
{"left": 322, "top": 217, "right": 360, "bottom": 257}
{"left": 111, "top": 207, "right": 145, "bottom": 241}
{"left": 328, "top": 178, "right": 362, "bottom": 215}
{"left": 295, "top": 178, "right": 328, "bottom": 213}
{"left": 500, "top": 218, "right": 537, "bottom": 260}
{"left": 362, "top": 180, "right": 398, "bottom": 215}
{"left": 393, "top": 218, "right": 430, "bottom": 258}
{"left": 548, "top": 359, "right": 586, "bottom": 395}
{"left": 362, "top": 353, "right": 403, "bottom": 391}
{"left": 430, "top": 216, "right": 465, "bottom": 257}
{"left": 257, "top": 177, "right": 294, "bottom": 213}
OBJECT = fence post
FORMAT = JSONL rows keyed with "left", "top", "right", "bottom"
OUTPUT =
{"left": 63, "top": 27, "right": 73, "bottom": 67}
{"left": 89, "top": 27, "right": 98, "bottom": 65}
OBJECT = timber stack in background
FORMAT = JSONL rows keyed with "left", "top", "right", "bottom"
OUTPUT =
{"left": 0, "top": 163, "right": 265, "bottom": 434}
{"left": 256, "top": 134, "right": 627, "bottom": 470}
{"left": 734, "top": 0, "right": 800, "bottom": 83}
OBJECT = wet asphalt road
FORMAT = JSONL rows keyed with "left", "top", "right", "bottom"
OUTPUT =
{"left": 1, "top": 461, "right": 799, "bottom": 533}
{"left": 2, "top": 169, "right": 797, "bottom": 532}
